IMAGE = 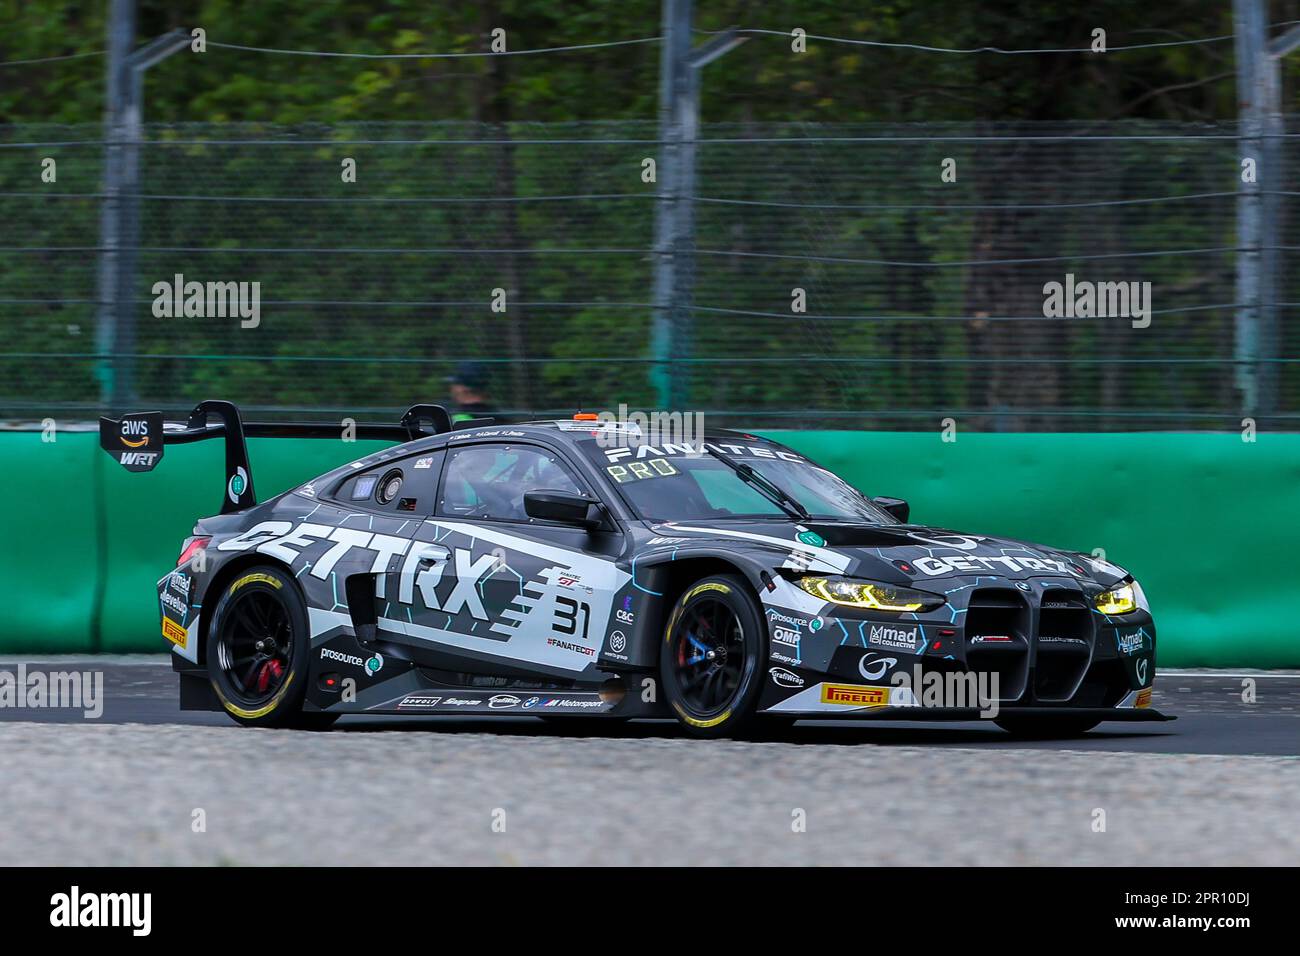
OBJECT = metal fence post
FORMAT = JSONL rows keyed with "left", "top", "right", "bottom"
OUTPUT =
{"left": 1233, "top": 0, "right": 1282, "bottom": 420}
{"left": 651, "top": 2, "right": 744, "bottom": 410}
{"left": 650, "top": 0, "right": 692, "bottom": 410}
{"left": 94, "top": 0, "right": 136, "bottom": 409}
{"left": 114, "top": 30, "right": 190, "bottom": 408}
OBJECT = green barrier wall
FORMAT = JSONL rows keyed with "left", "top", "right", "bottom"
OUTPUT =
{"left": 0, "top": 432, "right": 102, "bottom": 652}
{"left": 95, "top": 437, "right": 395, "bottom": 652}
{"left": 1, "top": 431, "right": 1296, "bottom": 666}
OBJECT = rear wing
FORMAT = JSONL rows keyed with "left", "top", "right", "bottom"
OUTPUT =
{"left": 99, "top": 400, "right": 488, "bottom": 514}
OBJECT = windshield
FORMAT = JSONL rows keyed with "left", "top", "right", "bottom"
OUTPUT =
{"left": 579, "top": 439, "right": 894, "bottom": 523}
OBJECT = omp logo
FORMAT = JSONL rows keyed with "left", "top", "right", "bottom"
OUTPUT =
{"left": 821, "top": 684, "right": 889, "bottom": 707}
{"left": 118, "top": 419, "right": 150, "bottom": 448}
{"left": 772, "top": 626, "right": 801, "bottom": 647}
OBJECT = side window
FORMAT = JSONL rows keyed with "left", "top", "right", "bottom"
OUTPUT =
{"left": 438, "top": 444, "right": 583, "bottom": 521}
{"left": 334, "top": 450, "right": 444, "bottom": 513}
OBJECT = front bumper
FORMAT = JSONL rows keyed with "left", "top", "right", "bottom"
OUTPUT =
{"left": 764, "top": 703, "right": 1176, "bottom": 722}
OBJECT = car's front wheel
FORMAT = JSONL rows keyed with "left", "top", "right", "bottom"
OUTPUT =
{"left": 206, "top": 564, "right": 336, "bottom": 730}
{"left": 660, "top": 574, "right": 766, "bottom": 739}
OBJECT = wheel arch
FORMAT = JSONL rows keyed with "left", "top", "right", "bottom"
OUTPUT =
{"left": 194, "top": 552, "right": 298, "bottom": 667}
{"left": 625, "top": 552, "right": 770, "bottom": 669}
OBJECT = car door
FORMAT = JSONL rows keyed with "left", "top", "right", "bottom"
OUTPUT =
{"left": 383, "top": 440, "right": 630, "bottom": 681}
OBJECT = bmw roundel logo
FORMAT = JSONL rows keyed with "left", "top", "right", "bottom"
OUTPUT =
{"left": 1015, "top": 582, "right": 1032, "bottom": 591}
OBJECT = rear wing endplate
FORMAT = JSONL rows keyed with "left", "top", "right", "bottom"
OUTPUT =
{"left": 99, "top": 400, "right": 471, "bottom": 514}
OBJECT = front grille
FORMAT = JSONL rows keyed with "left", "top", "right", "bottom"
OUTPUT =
{"left": 964, "top": 588, "right": 1030, "bottom": 701}
{"left": 1034, "top": 589, "right": 1095, "bottom": 701}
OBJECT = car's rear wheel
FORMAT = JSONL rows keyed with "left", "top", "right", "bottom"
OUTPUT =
{"left": 994, "top": 716, "right": 1101, "bottom": 738}
{"left": 660, "top": 574, "right": 765, "bottom": 739}
{"left": 206, "top": 565, "right": 336, "bottom": 730}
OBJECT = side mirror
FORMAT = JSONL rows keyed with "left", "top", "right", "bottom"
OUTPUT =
{"left": 872, "top": 496, "right": 909, "bottom": 523}
{"left": 525, "top": 489, "right": 603, "bottom": 528}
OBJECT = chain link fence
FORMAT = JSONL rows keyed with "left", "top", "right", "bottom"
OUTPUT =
{"left": 1, "top": 119, "right": 1297, "bottom": 429}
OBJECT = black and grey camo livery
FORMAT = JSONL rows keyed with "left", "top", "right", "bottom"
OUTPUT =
{"left": 154, "top": 421, "right": 1162, "bottom": 723}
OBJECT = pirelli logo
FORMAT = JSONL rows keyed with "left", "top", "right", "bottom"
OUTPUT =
{"left": 162, "top": 617, "right": 188, "bottom": 649}
{"left": 820, "top": 683, "right": 889, "bottom": 707}
{"left": 1135, "top": 687, "right": 1152, "bottom": 709}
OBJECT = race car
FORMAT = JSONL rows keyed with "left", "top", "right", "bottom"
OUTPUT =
{"left": 100, "top": 400, "right": 1171, "bottom": 737}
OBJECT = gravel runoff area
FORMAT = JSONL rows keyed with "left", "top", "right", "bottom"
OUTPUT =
{"left": 1, "top": 722, "right": 1297, "bottom": 866}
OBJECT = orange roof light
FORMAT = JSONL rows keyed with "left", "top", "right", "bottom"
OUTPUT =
{"left": 573, "top": 412, "right": 599, "bottom": 421}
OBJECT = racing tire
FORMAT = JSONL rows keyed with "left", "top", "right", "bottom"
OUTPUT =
{"left": 205, "top": 564, "right": 336, "bottom": 730}
{"left": 660, "top": 574, "right": 766, "bottom": 739}
{"left": 993, "top": 716, "right": 1101, "bottom": 738}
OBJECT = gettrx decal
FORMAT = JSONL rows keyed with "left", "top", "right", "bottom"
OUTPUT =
{"left": 227, "top": 519, "right": 631, "bottom": 673}
{"left": 911, "top": 553, "right": 1083, "bottom": 577}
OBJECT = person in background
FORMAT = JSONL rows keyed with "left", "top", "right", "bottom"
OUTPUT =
{"left": 447, "top": 361, "right": 497, "bottom": 423}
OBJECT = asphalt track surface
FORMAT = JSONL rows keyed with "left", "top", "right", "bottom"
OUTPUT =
{"left": 2, "top": 657, "right": 1298, "bottom": 865}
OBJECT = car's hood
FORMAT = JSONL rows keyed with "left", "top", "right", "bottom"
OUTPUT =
{"left": 651, "top": 519, "right": 1130, "bottom": 587}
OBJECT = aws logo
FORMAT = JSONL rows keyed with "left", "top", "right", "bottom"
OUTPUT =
{"left": 119, "top": 419, "right": 152, "bottom": 448}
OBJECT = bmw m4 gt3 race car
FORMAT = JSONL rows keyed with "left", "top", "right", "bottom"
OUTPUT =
{"left": 101, "top": 400, "right": 1171, "bottom": 737}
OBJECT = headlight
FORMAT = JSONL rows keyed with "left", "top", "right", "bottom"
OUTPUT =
{"left": 797, "top": 576, "right": 945, "bottom": 612}
{"left": 1094, "top": 581, "right": 1138, "bottom": 615}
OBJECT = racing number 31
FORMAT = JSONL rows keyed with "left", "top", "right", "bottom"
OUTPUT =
{"left": 554, "top": 596, "right": 591, "bottom": 639}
